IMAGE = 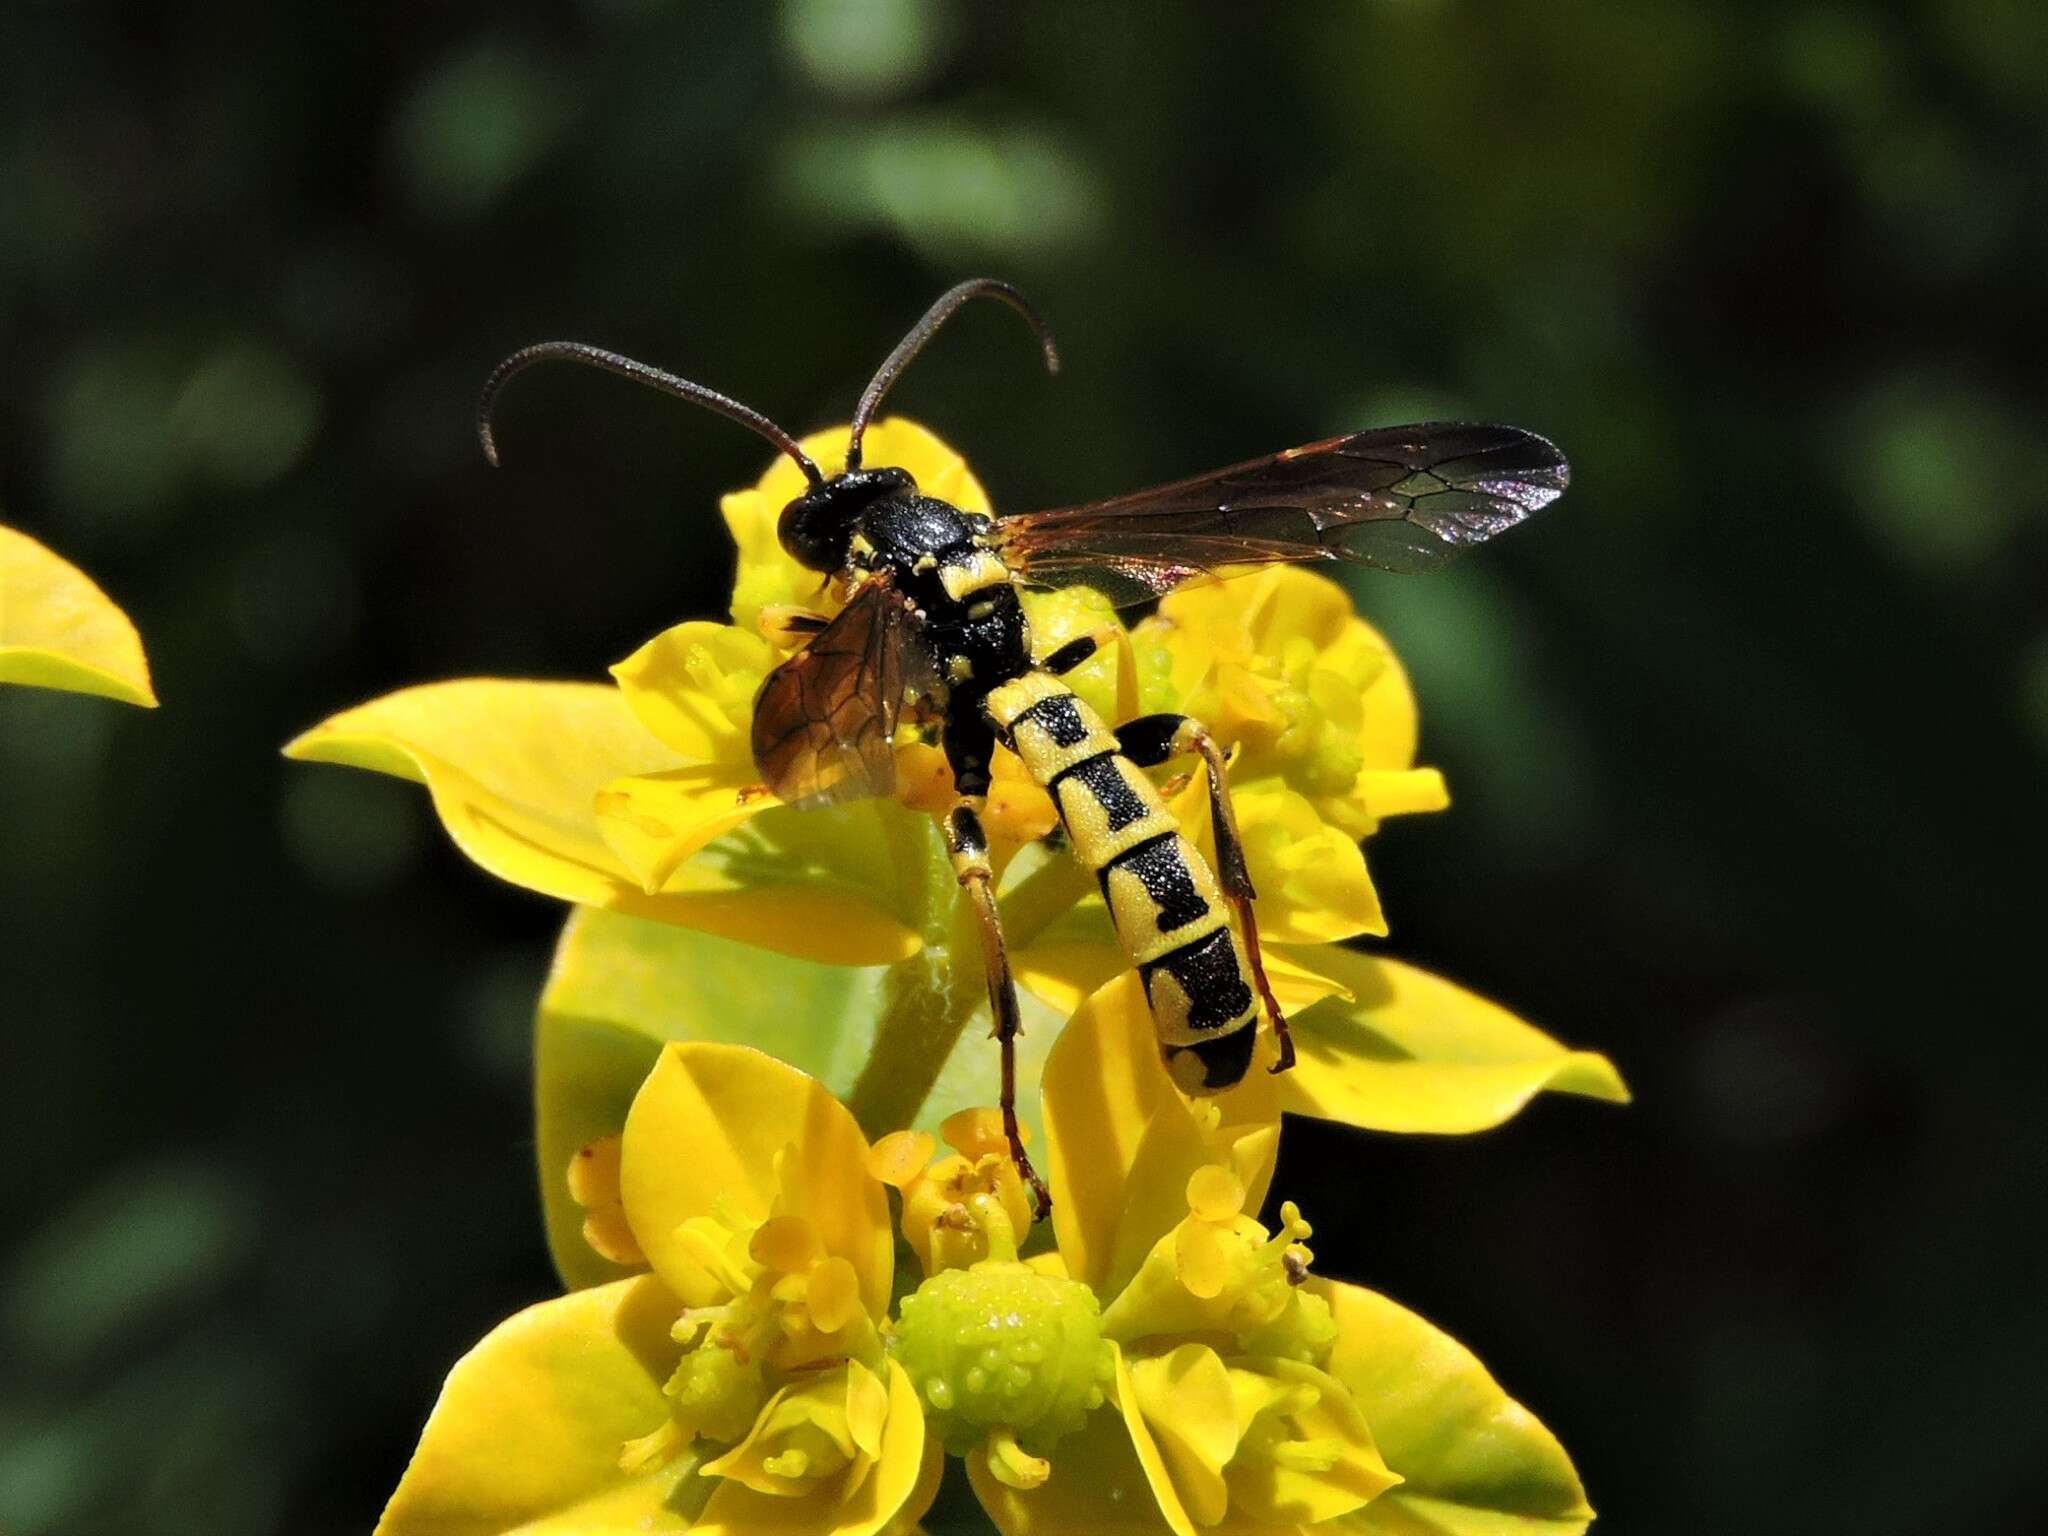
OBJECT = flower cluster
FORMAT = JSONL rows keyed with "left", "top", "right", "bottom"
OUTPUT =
{"left": 280, "top": 420, "right": 1621, "bottom": 1533}
{"left": 382, "top": 1010, "right": 1594, "bottom": 1535}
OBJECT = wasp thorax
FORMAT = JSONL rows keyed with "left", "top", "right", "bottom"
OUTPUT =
{"left": 777, "top": 465, "right": 916, "bottom": 571}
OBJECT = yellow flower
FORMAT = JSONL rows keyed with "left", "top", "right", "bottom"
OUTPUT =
{"left": 379, "top": 1042, "right": 934, "bottom": 1536}
{"left": 0, "top": 524, "right": 156, "bottom": 705}
{"left": 1134, "top": 564, "right": 1447, "bottom": 839}
{"left": 395, "top": 1032, "right": 1590, "bottom": 1533}
{"left": 289, "top": 421, "right": 1622, "bottom": 1281}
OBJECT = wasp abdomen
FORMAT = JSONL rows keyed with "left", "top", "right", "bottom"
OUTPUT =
{"left": 984, "top": 672, "right": 1260, "bottom": 1094}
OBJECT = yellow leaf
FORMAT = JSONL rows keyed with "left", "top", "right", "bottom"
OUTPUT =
{"left": 285, "top": 679, "right": 676, "bottom": 903}
{"left": 375, "top": 1275, "right": 700, "bottom": 1536}
{"left": 1315, "top": 1280, "right": 1593, "bottom": 1535}
{"left": 1277, "top": 949, "right": 1630, "bottom": 1135}
{"left": 285, "top": 680, "right": 923, "bottom": 964}
{"left": 0, "top": 524, "right": 156, "bottom": 705}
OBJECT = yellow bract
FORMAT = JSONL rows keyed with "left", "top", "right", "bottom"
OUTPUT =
{"left": 0, "top": 524, "right": 156, "bottom": 706}
{"left": 621, "top": 1043, "right": 892, "bottom": 1320}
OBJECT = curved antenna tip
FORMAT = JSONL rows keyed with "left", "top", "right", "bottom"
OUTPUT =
{"left": 847, "top": 278, "right": 1060, "bottom": 466}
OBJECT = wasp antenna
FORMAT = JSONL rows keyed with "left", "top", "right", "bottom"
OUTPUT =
{"left": 476, "top": 341, "right": 824, "bottom": 487}
{"left": 846, "top": 279, "right": 1059, "bottom": 469}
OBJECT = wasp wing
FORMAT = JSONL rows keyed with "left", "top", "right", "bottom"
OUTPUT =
{"left": 751, "top": 571, "right": 931, "bottom": 809}
{"left": 992, "top": 423, "right": 1568, "bottom": 605}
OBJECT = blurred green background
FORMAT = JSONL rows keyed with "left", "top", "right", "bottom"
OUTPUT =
{"left": 5, "top": 1, "right": 2046, "bottom": 1531}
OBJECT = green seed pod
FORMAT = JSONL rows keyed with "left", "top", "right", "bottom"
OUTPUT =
{"left": 889, "top": 1263, "right": 1114, "bottom": 1458}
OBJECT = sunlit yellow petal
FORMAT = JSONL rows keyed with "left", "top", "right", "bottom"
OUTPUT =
{"left": 1126, "top": 1344, "right": 1239, "bottom": 1525}
{"left": 1276, "top": 949, "right": 1630, "bottom": 1135}
{"left": 1314, "top": 1279, "right": 1593, "bottom": 1534}
{"left": 610, "top": 620, "right": 777, "bottom": 761}
{"left": 1043, "top": 973, "right": 1281, "bottom": 1299}
{"left": 621, "top": 1043, "right": 892, "bottom": 1318}
{"left": 596, "top": 766, "right": 774, "bottom": 891}
{"left": 374, "top": 1276, "right": 698, "bottom": 1536}
{"left": 1223, "top": 1357, "right": 1398, "bottom": 1526}
{"left": 695, "top": 1359, "right": 930, "bottom": 1536}
{"left": 0, "top": 524, "right": 156, "bottom": 705}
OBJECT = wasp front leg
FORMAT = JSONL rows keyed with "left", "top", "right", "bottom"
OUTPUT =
{"left": 943, "top": 797, "right": 1051, "bottom": 1214}
{"left": 1113, "top": 713, "right": 1293, "bottom": 1074}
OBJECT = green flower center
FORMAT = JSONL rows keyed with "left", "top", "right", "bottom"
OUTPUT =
{"left": 889, "top": 1263, "right": 1113, "bottom": 1460}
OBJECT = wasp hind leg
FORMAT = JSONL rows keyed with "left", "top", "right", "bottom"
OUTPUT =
{"left": 1113, "top": 714, "right": 1294, "bottom": 1074}
{"left": 943, "top": 797, "right": 1052, "bottom": 1215}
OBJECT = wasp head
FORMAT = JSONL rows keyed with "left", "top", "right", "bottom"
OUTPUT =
{"left": 777, "top": 465, "right": 916, "bottom": 571}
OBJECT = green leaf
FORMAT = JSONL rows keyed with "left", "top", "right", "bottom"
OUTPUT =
{"left": 536, "top": 906, "right": 1059, "bottom": 1289}
{"left": 1315, "top": 1280, "right": 1594, "bottom": 1535}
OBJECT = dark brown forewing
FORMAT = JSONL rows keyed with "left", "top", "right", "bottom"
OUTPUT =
{"left": 750, "top": 571, "right": 929, "bottom": 809}
{"left": 992, "top": 423, "right": 1568, "bottom": 605}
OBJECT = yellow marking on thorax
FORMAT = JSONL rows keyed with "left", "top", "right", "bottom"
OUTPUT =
{"left": 938, "top": 548, "right": 1012, "bottom": 603}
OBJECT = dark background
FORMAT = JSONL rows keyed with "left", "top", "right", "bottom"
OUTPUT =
{"left": 5, "top": 3, "right": 2046, "bottom": 1532}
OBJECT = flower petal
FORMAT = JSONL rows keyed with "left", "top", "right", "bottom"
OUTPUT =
{"left": 621, "top": 1043, "right": 892, "bottom": 1319}
{"left": 1042, "top": 973, "right": 1281, "bottom": 1299}
{"left": 1277, "top": 949, "right": 1630, "bottom": 1135}
{"left": 0, "top": 524, "right": 156, "bottom": 705}
{"left": 695, "top": 1359, "right": 931, "bottom": 1536}
{"left": 1313, "top": 1279, "right": 1593, "bottom": 1534}
{"left": 374, "top": 1275, "right": 699, "bottom": 1536}
{"left": 538, "top": 910, "right": 890, "bottom": 1287}
{"left": 1222, "top": 1357, "right": 1398, "bottom": 1526}
{"left": 610, "top": 620, "right": 777, "bottom": 762}
{"left": 1125, "top": 1344, "right": 1239, "bottom": 1525}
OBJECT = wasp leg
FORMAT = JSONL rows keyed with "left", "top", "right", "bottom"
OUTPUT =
{"left": 943, "top": 797, "right": 1051, "bottom": 1215}
{"left": 1113, "top": 714, "right": 1293, "bottom": 1074}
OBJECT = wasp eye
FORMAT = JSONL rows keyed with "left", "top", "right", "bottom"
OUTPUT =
{"left": 776, "top": 468, "right": 916, "bottom": 571}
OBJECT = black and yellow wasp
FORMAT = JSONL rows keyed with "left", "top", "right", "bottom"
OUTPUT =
{"left": 479, "top": 280, "right": 1568, "bottom": 1206}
